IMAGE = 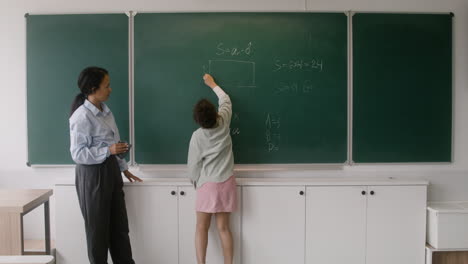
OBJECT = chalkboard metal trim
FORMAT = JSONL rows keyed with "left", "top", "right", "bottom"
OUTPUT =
{"left": 25, "top": 14, "right": 30, "bottom": 167}
{"left": 347, "top": 10, "right": 354, "bottom": 165}
{"left": 132, "top": 11, "right": 348, "bottom": 14}
{"left": 449, "top": 14, "right": 454, "bottom": 164}
{"left": 234, "top": 164, "right": 345, "bottom": 171}
{"left": 352, "top": 11, "right": 454, "bottom": 15}
{"left": 136, "top": 164, "right": 345, "bottom": 171}
{"left": 351, "top": 162, "right": 452, "bottom": 165}
{"left": 24, "top": 11, "right": 351, "bottom": 16}
{"left": 23, "top": 12, "right": 128, "bottom": 15}
{"left": 128, "top": 11, "right": 136, "bottom": 166}
{"left": 30, "top": 165, "right": 75, "bottom": 168}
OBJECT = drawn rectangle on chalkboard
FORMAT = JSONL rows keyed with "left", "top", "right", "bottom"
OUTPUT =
{"left": 208, "top": 60, "right": 256, "bottom": 87}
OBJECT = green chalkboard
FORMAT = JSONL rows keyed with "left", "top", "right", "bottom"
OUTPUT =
{"left": 134, "top": 13, "right": 348, "bottom": 164}
{"left": 353, "top": 13, "right": 452, "bottom": 162}
{"left": 27, "top": 14, "right": 129, "bottom": 165}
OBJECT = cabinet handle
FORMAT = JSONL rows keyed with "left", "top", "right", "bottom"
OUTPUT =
{"left": 370, "top": 190, "right": 375, "bottom": 195}
{"left": 299, "top": 191, "right": 305, "bottom": 196}
{"left": 171, "top": 191, "right": 176, "bottom": 196}
{"left": 361, "top": 191, "right": 366, "bottom": 195}
{"left": 180, "top": 191, "right": 185, "bottom": 196}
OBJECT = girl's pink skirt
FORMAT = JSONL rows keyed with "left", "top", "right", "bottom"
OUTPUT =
{"left": 196, "top": 175, "right": 237, "bottom": 213}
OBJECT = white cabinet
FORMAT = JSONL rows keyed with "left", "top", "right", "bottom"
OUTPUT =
{"left": 56, "top": 180, "right": 427, "bottom": 264}
{"left": 56, "top": 185, "right": 179, "bottom": 264}
{"left": 305, "top": 185, "right": 426, "bottom": 264}
{"left": 178, "top": 186, "right": 242, "bottom": 264}
{"left": 242, "top": 186, "right": 306, "bottom": 264}
{"left": 306, "top": 186, "right": 367, "bottom": 264}
{"left": 125, "top": 186, "right": 178, "bottom": 264}
{"left": 55, "top": 186, "right": 88, "bottom": 264}
{"left": 366, "top": 185, "right": 426, "bottom": 264}
{"left": 56, "top": 184, "right": 241, "bottom": 264}
{"left": 427, "top": 201, "right": 468, "bottom": 249}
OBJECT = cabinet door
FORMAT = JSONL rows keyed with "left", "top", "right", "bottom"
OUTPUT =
{"left": 178, "top": 186, "right": 242, "bottom": 264}
{"left": 306, "top": 186, "right": 367, "bottom": 264}
{"left": 242, "top": 186, "right": 305, "bottom": 264}
{"left": 366, "top": 185, "right": 427, "bottom": 264}
{"left": 55, "top": 186, "right": 88, "bottom": 264}
{"left": 125, "top": 186, "right": 178, "bottom": 264}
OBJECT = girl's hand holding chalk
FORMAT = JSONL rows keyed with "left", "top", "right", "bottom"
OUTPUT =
{"left": 203, "top": 73, "right": 217, "bottom": 89}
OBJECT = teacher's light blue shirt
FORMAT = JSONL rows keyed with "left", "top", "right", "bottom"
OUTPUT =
{"left": 69, "top": 100, "right": 128, "bottom": 171}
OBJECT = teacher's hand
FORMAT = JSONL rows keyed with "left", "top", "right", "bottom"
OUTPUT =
{"left": 109, "top": 143, "right": 128, "bottom": 155}
{"left": 123, "top": 170, "right": 143, "bottom": 182}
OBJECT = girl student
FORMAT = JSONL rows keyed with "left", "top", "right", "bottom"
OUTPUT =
{"left": 188, "top": 73, "right": 237, "bottom": 264}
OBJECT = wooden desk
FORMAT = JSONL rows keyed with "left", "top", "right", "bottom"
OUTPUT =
{"left": 0, "top": 189, "right": 53, "bottom": 255}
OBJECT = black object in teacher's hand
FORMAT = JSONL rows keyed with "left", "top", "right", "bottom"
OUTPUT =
{"left": 117, "top": 141, "right": 132, "bottom": 159}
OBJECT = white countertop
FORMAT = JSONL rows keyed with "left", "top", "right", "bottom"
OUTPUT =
{"left": 427, "top": 201, "right": 468, "bottom": 213}
{"left": 56, "top": 177, "right": 429, "bottom": 186}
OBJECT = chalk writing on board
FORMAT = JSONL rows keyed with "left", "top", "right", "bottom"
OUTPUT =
{"left": 273, "top": 59, "right": 323, "bottom": 72}
{"left": 230, "top": 113, "right": 240, "bottom": 136}
{"left": 274, "top": 80, "right": 315, "bottom": 95}
{"left": 216, "top": 42, "right": 253, "bottom": 56}
{"left": 265, "top": 114, "right": 281, "bottom": 129}
{"left": 231, "top": 128, "right": 240, "bottom": 135}
{"left": 208, "top": 60, "right": 256, "bottom": 88}
{"left": 265, "top": 113, "right": 281, "bottom": 152}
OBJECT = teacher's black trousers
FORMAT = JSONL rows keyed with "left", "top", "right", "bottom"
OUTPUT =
{"left": 75, "top": 155, "right": 135, "bottom": 264}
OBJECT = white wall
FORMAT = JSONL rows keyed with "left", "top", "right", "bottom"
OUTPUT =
{"left": 1, "top": 0, "right": 467, "bottom": 240}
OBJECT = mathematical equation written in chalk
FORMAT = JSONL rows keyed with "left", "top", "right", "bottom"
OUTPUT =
{"left": 216, "top": 42, "right": 253, "bottom": 57}
{"left": 273, "top": 59, "right": 323, "bottom": 72}
{"left": 265, "top": 113, "right": 281, "bottom": 152}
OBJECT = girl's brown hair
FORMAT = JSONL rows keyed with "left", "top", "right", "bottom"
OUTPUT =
{"left": 193, "top": 99, "right": 218, "bottom": 128}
